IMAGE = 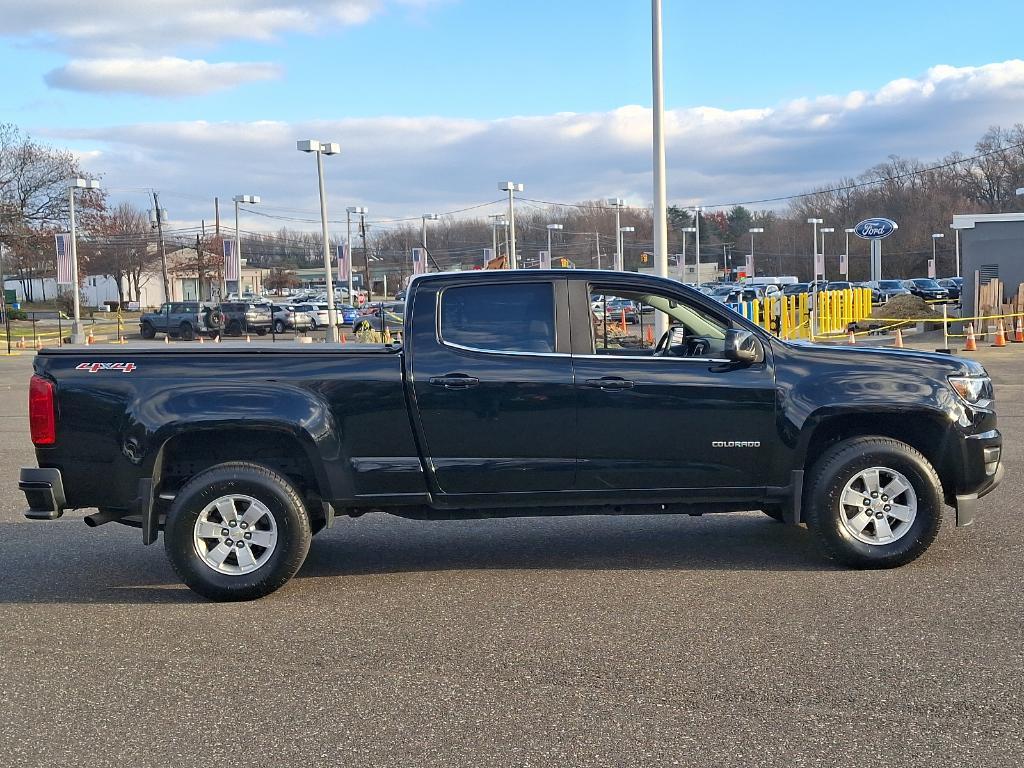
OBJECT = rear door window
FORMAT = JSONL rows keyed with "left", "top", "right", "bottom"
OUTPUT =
{"left": 440, "top": 283, "right": 555, "bottom": 354}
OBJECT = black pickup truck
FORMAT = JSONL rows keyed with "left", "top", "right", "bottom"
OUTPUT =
{"left": 20, "top": 270, "right": 1002, "bottom": 600}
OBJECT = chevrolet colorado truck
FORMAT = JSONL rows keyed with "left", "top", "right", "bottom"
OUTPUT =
{"left": 20, "top": 270, "right": 1002, "bottom": 600}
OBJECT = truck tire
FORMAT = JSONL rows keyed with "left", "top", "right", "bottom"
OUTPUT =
{"left": 179, "top": 322, "right": 195, "bottom": 341}
{"left": 804, "top": 437, "right": 942, "bottom": 569}
{"left": 274, "top": 319, "right": 286, "bottom": 334}
{"left": 163, "top": 462, "right": 312, "bottom": 601}
{"left": 227, "top": 320, "right": 242, "bottom": 337}
{"left": 140, "top": 321, "right": 156, "bottom": 339}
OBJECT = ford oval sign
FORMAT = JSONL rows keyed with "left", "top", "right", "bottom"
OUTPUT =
{"left": 853, "top": 218, "right": 898, "bottom": 240}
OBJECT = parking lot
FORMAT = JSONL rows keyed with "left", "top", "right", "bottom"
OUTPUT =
{"left": 0, "top": 344, "right": 1022, "bottom": 767}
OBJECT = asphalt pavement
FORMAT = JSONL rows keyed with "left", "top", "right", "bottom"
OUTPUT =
{"left": 0, "top": 345, "right": 1022, "bottom": 767}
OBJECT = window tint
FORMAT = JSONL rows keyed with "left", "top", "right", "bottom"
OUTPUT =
{"left": 441, "top": 283, "right": 555, "bottom": 353}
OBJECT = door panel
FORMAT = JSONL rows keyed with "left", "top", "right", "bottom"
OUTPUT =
{"left": 409, "top": 279, "right": 575, "bottom": 495}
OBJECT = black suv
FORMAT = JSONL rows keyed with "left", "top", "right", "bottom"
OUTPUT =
{"left": 902, "top": 278, "right": 950, "bottom": 302}
{"left": 217, "top": 302, "right": 273, "bottom": 336}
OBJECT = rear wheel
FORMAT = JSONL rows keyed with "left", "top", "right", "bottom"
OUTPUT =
{"left": 179, "top": 322, "right": 195, "bottom": 341}
{"left": 274, "top": 319, "right": 286, "bottom": 334}
{"left": 163, "top": 462, "right": 312, "bottom": 601}
{"left": 255, "top": 328, "right": 267, "bottom": 336}
{"left": 227, "top": 320, "right": 242, "bottom": 336}
{"left": 805, "top": 437, "right": 942, "bottom": 569}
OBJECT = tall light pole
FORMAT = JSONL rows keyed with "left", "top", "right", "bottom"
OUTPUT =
{"left": 546, "top": 224, "right": 563, "bottom": 267}
{"left": 500, "top": 182, "right": 524, "bottom": 268}
{"left": 748, "top": 227, "right": 764, "bottom": 277}
{"left": 843, "top": 227, "right": 855, "bottom": 278}
{"left": 232, "top": 194, "right": 260, "bottom": 298}
{"left": 298, "top": 139, "right": 340, "bottom": 342}
{"left": 608, "top": 198, "right": 625, "bottom": 271}
{"left": 68, "top": 177, "right": 99, "bottom": 343}
{"left": 421, "top": 213, "right": 439, "bottom": 251}
{"left": 651, "top": 0, "right": 669, "bottom": 340}
{"left": 619, "top": 226, "right": 635, "bottom": 271}
{"left": 346, "top": 206, "right": 367, "bottom": 301}
{"left": 680, "top": 226, "right": 697, "bottom": 283}
{"left": 807, "top": 218, "right": 823, "bottom": 281}
{"left": 931, "top": 233, "right": 944, "bottom": 278}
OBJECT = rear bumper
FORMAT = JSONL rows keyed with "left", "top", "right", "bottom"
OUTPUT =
{"left": 20, "top": 467, "right": 66, "bottom": 520}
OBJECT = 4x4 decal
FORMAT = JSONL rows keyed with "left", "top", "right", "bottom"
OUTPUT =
{"left": 75, "top": 362, "right": 136, "bottom": 373}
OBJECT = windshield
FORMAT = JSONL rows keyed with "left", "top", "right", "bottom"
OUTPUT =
{"left": 913, "top": 279, "right": 942, "bottom": 289}
{"left": 878, "top": 281, "right": 903, "bottom": 289}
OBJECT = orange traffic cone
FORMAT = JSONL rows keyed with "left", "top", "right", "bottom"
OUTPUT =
{"left": 620, "top": 308, "right": 627, "bottom": 333}
{"left": 847, "top": 330, "right": 856, "bottom": 345}
{"left": 964, "top": 323, "right": 977, "bottom": 351}
{"left": 245, "top": 334, "right": 251, "bottom": 343}
{"left": 1014, "top": 318, "right": 1024, "bottom": 343}
{"left": 198, "top": 335, "right": 204, "bottom": 344}
{"left": 645, "top": 326, "right": 655, "bottom": 345}
{"left": 164, "top": 335, "right": 169, "bottom": 345}
{"left": 215, "top": 335, "right": 221, "bottom": 343}
{"left": 894, "top": 328, "right": 904, "bottom": 348}
{"left": 993, "top": 321, "right": 1007, "bottom": 347}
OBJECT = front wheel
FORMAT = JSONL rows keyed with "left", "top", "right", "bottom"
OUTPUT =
{"left": 179, "top": 322, "right": 195, "bottom": 341}
{"left": 163, "top": 462, "right": 312, "bottom": 601}
{"left": 274, "top": 320, "right": 286, "bottom": 334}
{"left": 805, "top": 437, "right": 942, "bottom": 569}
{"left": 140, "top": 321, "right": 156, "bottom": 339}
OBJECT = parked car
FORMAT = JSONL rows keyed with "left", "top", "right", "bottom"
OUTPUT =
{"left": 866, "top": 280, "right": 912, "bottom": 304}
{"left": 353, "top": 302, "right": 405, "bottom": 333}
{"left": 593, "top": 297, "right": 639, "bottom": 323}
{"left": 824, "top": 281, "right": 853, "bottom": 292}
{"left": 938, "top": 277, "right": 962, "bottom": 301}
{"left": 782, "top": 283, "right": 810, "bottom": 296}
{"left": 139, "top": 302, "right": 222, "bottom": 341}
{"left": 902, "top": 278, "right": 950, "bottom": 302}
{"left": 268, "top": 304, "right": 314, "bottom": 334}
{"left": 218, "top": 302, "right": 273, "bottom": 336}
{"left": 22, "top": 269, "right": 1001, "bottom": 600}
{"left": 724, "top": 286, "right": 769, "bottom": 304}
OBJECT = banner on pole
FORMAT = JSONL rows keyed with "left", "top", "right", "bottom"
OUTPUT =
{"left": 538, "top": 250, "right": 551, "bottom": 270}
{"left": 482, "top": 248, "right": 494, "bottom": 268}
{"left": 223, "top": 240, "right": 238, "bottom": 282}
{"left": 55, "top": 233, "right": 73, "bottom": 284}
{"left": 412, "top": 248, "right": 427, "bottom": 275}
{"left": 336, "top": 244, "right": 350, "bottom": 281}
{"left": 814, "top": 251, "right": 825, "bottom": 279}
{"left": 839, "top": 253, "right": 848, "bottom": 277}
{"left": 744, "top": 254, "right": 754, "bottom": 276}
{"left": 927, "top": 258, "right": 936, "bottom": 279}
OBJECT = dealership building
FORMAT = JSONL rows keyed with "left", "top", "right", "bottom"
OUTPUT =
{"left": 952, "top": 212, "right": 1024, "bottom": 317}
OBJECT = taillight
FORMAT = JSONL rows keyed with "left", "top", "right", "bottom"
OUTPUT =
{"left": 29, "top": 375, "right": 56, "bottom": 446}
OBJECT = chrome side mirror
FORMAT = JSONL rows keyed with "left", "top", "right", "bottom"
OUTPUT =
{"left": 724, "top": 328, "right": 761, "bottom": 364}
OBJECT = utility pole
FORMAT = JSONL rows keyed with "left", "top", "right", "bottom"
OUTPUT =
{"left": 595, "top": 231, "right": 602, "bottom": 270}
{"left": 151, "top": 191, "right": 170, "bottom": 304}
{"left": 214, "top": 197, "right": 220, "bottom": 236}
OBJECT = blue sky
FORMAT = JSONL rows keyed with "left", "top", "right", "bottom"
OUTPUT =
{"left": 2, "top": 0, "right": 1023, "bottom": 224}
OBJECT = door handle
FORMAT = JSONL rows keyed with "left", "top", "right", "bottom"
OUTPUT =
{"left": 429, "top": 375, "right": 480, "bottom": 389}
{"left": 584, "top": 377, "right": 635, "bottom": 390}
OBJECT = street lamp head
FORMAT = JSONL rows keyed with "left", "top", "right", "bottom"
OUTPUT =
{"left": 680, "top": 226, "right": 697, "bottom": 233}
{"left": 320, "top": 142, "right": 341, "bottom": 156}
{"left": 932, "top": 233, "right": 944, "bottom": 239}
{"left": 233, "top": 195, "right": 260, "bottom": 205}
{"left": 749, "top": 227, "right": 764, "bottom": 234}
{"left": 70, "top": 178, "right": 100, "bottom": 190}
{"left": 820, "top": 227, "right": 835, "bottom": 234}
{"left": 807, "top": 218, "right": 823, "bottom": 224}
{"left": 546, "top": 224, "right": 563, "bottom": 231}
{"left": 607, "top": 197, "right": 624, "bottom": 207}
{"left": 845, "top": 228, "right": 856, "bottom": 233}
{"left": 347, "top": 206, "right": 368, "bottom": 215}
{"left": 423, "top": 213, "right": 440, "bottom": 221}
{"left": 619, "top": 226, "right": 635, "bottom": 233}
{"left": 296, "top": 139, "right": 321, "bottom": 153}
{"left": 500, "top": 182, "right": 524, "bottom": 192}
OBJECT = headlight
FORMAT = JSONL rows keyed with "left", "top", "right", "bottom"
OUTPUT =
{"left": 948, "top": 375, "right": 993, "bottom": 404}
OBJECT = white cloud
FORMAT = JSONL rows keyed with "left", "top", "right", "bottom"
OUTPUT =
{"left": 44, "top": 57, "right": 282, "bottom": 96}
{"left": 1, "top": 1, "right": 438, "bottom": 55}
{"left": 45, "top": 60, "right": 1024, "bottom": 226}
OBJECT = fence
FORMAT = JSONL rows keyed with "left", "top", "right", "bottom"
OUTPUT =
{"left": 728, "top": 287, "right": 874, "bottom": 341}
{"left": 0, "top": 311, "right": 130, "bottom": 354}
